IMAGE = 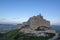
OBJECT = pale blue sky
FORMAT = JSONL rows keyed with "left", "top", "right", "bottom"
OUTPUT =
{"left": 0, "top": 0, "right": 60, "bottom": 25}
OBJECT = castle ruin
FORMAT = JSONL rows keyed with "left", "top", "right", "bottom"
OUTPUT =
{"left": 17, "top": 14, "right": 56, "bottom": 34}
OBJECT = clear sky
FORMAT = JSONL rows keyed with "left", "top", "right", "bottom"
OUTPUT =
{"left": 0, "top": 0, "right": 60, "bottom": 25}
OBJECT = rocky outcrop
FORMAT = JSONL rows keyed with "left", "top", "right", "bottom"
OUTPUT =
{"left": 17, "top": 14, "right": 56, "bottom": 35}
{"left": 27, "top": 14, "right": 50, "bottom": 30}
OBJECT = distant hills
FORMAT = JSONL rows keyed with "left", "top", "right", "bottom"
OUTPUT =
{"left": 51, "top": 25, "right": 60, "bottom": 33}
{"left": 0, "top": 24, "right": 16, "bottom": 33}
{"left": 0, "top": 23, "right": 16, "bottom": 26}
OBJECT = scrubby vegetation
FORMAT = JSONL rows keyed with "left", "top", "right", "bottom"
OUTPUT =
{"left": 57, "top": 33, "right": 60, "bottom": 39}
{"left": 6, "top": 29, "right": 56, "bottom": 40}
{"left": 6, "top": 29, "right": 19, "bottom": 40}
{"left": 6, "top": 29, "right": 49, "bottom": 40}
{"left": 0, "top": 33, "right": 6, "bottom": 40}
{"left": 0, "top": 29, "right": 56, "bottom": 40}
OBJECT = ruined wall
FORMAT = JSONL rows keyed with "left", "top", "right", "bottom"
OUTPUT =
{"left": 27, "top": 15, "right": 50, "bottom": 30}
{"left": 17, "top": 14, "right": 50, "bottom": 31}
{"left": 17, "top": 14, "right": 56, "bottom": 34}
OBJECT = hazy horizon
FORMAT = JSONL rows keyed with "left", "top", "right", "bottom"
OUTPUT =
{"left": 0, "top": 0, "right": 60, "bottom": 25}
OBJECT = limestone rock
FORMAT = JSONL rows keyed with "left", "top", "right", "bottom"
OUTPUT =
{"left": 17, "top": 14, "right": 56, "bottom": 34}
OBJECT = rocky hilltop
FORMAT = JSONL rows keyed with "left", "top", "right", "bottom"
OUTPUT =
{"left": 17, "top": 14, "right": 57, "bottom": 37}
{"left": 4, "top": 14, "right": 59, "bottom": 40}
